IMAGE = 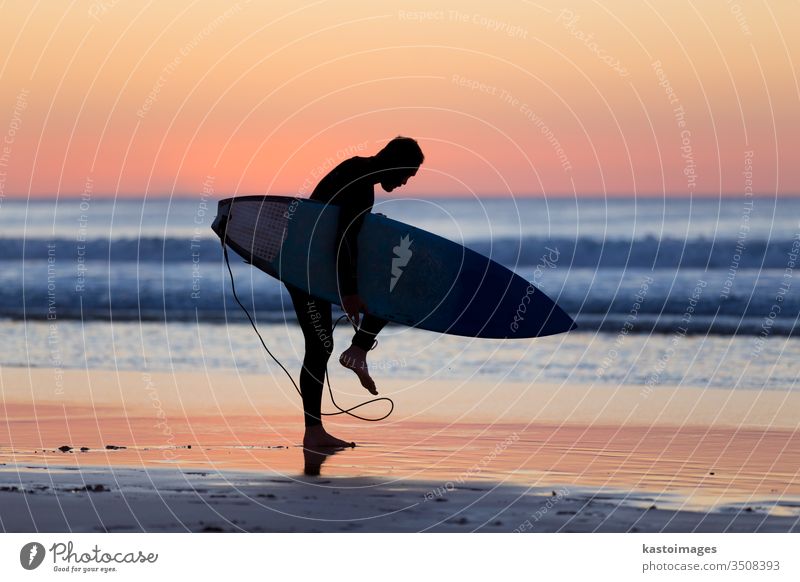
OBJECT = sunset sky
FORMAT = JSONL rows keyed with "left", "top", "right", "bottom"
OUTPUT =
{"left": 0, "top": 0, "right": 797, "bottom": 198}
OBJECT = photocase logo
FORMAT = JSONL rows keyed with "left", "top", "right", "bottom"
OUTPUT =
{"left": 20, "top": 542, "right": 46, "bottom": 570}
{"left": 390, "top": 234, "right": 413, "bottom": 292}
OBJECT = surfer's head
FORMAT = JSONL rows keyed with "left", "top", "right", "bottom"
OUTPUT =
{"left": 374, "top": 136, "right": 424, "bottom": 192}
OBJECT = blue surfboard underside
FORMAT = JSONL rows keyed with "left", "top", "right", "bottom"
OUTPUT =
{"left": 212, "top": 195, "right": 576, "bottom": 339}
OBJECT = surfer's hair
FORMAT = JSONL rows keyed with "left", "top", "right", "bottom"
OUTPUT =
{"left": 377, "top": 136, "right": 424, "bottom": 168}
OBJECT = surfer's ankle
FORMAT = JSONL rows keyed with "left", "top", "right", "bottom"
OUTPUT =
{"left": 340, "top": 344, "right": 366, "bottom": 366}
{"left": 346, "top": 343, "right": 368, "bottom": 355}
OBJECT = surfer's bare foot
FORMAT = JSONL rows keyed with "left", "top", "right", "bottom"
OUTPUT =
{"left": 339, "top": 344, "right": 378, "bottom": 395}
{"left": 303, "top": 425, "right": 355, "bottom": 448}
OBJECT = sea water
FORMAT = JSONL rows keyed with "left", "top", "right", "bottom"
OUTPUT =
{"left": 0, "top": 195, "right": 798, "bottom": 391}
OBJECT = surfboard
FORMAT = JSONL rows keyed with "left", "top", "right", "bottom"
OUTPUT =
{"left": 212, "top": 195, "right": 576, "bottom": 338}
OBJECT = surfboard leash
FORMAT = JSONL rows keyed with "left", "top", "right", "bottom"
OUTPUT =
{"left": 222, "top": 243, "right": 394, "bottom": 422}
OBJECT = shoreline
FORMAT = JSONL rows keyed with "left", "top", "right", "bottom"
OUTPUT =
{"left": 3, "top": 366, "right": 798, "bottom": 428}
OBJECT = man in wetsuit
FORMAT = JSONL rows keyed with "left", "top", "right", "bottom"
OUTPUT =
{"left": 288, "top": 136, "right": 424, "bottom": 448}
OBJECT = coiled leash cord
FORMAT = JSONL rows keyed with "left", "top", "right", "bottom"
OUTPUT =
{"left": 223, "top": 243, "right": 394, "bottom": 422}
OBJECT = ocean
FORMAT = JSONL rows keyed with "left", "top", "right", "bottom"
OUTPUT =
{"left": 1, "top": 195, "right": 798, "bottom": 391}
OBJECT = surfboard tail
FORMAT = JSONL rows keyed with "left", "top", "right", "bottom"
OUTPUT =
{"left": 211, "top": 199, "right": 232, "bottom": 242}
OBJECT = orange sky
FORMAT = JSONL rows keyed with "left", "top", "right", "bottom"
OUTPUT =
{"left": 0, "top": 0, "right": 797, "bottom": 198}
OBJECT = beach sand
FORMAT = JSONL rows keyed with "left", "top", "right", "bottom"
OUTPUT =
{"left": 1, "top": 367, "right": 799, "bottom": 532}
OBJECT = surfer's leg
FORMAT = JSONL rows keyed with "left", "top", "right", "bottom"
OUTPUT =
{"left": 353, "top": 315, "right": 388, "bottom": 351}
{"left": 339, "top": 315, "right": 388, "bottom": 396}
{"left": 287, "top": 287, "right": 331, "bottom": 427}
{"left": 287, "top": 286, "right": 354, "bottom": 448}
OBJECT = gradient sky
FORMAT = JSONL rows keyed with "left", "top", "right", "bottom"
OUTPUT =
{"left": 0, "top": 0, "right": 797, "bottom": 198}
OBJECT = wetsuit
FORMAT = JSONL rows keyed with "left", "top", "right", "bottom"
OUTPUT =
{"left": 287, "top": 156, "right": 388, "bottom": 427}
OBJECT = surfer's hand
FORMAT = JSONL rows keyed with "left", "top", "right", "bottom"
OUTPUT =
{"left": 342, "top": 294, "right": 367, "bottom": 325}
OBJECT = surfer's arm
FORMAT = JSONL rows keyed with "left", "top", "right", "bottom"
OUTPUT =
{"left": 335, "top": 201, "right": 365, "bottom": 297}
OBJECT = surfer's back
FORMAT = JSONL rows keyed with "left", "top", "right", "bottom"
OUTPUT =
{"left": 310, "top": 156, "right": 375, "bottom": 207}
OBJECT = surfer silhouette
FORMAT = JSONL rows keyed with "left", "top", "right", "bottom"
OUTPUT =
{"left": 288, "top": 136, "right": 424, "bottom": 449}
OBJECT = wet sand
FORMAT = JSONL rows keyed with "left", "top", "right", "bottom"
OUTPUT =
{"left": 3, "top": 464, "right": 798, "bottom": 533}
{"left": 1, "top": 367, "right": 799, "bottom": 532}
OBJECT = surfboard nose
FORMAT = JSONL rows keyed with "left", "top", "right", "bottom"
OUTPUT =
{"left": 534, "top": 302, "right": 577, "bottom": 337}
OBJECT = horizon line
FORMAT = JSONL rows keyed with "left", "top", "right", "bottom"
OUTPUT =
{"left": 2, "top": 191, "right": 798, "bottom": 200}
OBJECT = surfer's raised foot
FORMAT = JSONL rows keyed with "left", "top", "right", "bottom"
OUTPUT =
{"left": 303, "top": 425, "right": 355, "bottom": 448}
{"left": 339, "top": 344, "right": 378, "bottom": 395}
